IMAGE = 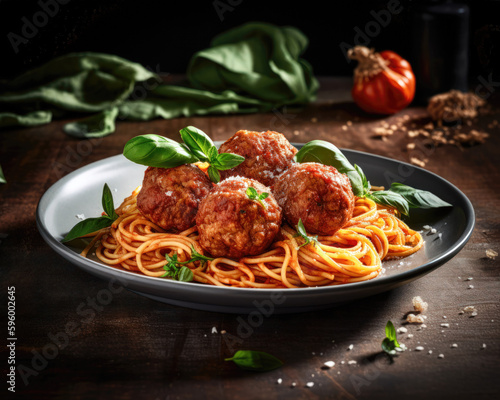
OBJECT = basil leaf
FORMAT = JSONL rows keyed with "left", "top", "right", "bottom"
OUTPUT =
{"left": 225, "top": 350, "right": 283, "bottom": 372}
{"left": 62, "top": 216, "right": 113, "bottom": 243}
{"left": 213, "top": 153, "right": 245, "bottom": 171}
{"left": 294, "top": 140, "right": 364, "bottom": 196}
{"left": 354, "top": 164, "right": 370, "bottom": 194}
{"left": 179, "top": 126, "right": 214, "bottom": 162}
{"left": 367, "top": 190, "right": 410, "bottom": 216}
{"left": 385, "top": 321, "right": 398, "bottom": 344}
{"left": 295, "top": 219, "right": 318, "bottom": 248}
{"left": 0, "top": 165, "right": 6, "bottom": 184}
{"left": 123, "top": 134, "right": 198, "bottom": 168}
{"left": 207, "top": 146, "right": 219, "bottom": 164}
{"left": 381, "top": 337, "right": 396, "bottom": 354}
{"left": 177, "top": 266, "right": 194, "bottom": 282}
{"left": 389, "top": 182, "right": 452, "bottom": 209}
{"left": 382, "top": 321, "right": 404, "bottom": 356}
{"left": 101, "top": 183, "right": 118, "bottom": 220}
{"left": 246, "top": 187, "right": 258, "bottom": 200}
{"left": 207, "top": 166, "right": 221, "bottom": 183}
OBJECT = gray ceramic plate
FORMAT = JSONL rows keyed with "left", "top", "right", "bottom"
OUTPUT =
{"left": 36, "top": 146, "right": 474, "bottom": 314}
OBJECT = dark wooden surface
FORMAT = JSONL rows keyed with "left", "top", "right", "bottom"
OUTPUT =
{"left": 1, "top": 77, "right": 499, "bottom": 400}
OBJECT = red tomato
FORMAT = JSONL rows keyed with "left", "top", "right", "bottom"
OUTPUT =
{"left": 348, "top": 46, "right": 416, "bottom": 115}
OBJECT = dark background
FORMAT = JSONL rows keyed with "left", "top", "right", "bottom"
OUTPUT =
{"left": 0, "top": 0, "right": 498, "bottom": 80}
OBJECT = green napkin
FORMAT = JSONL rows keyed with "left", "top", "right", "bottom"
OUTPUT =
{"left": 0, "top": 22, "right": 318, "bottom": 139}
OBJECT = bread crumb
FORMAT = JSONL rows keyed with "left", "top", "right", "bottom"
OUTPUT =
{"left": 407, "top": 313, "right": 425, "bottom": 324}
{"left": 486, "top": 249, "right": 498, "bottom": 259}
{"left": 412, "top": 296, "right": 428, "bottom": 313}
{"left": 397, "top": 327, "right": 408, "bottom": 334}
{"left": 451, "top": 343, "right": 458, "bottom": 348}
{"left": 415, "top": 346, "right": 424, "bottom": 351}
{"left": 438, "top": 354, "right": 445, "bottom": 359}
{"left": 323, "top": 361, "right": 335, "bottom": 368}
{"left": 410, "top": 157, "right": 427, "bottom": 167}
{"left": 306, "top": 382, "right": 314, "bottom": 388}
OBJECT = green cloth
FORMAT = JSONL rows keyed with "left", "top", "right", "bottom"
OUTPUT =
{"left": 0, "top": 22, "right": 318, "bottom": 138}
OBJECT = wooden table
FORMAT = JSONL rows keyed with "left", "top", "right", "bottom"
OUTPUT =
{"left": 1, "top": 77, "right": 499, "bottom": 399}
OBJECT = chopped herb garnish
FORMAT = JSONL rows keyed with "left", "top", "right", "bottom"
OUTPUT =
{"left": 161, "top": 246, "right": 214, "bottom": 281}
{"left": 161, "top": 253, "right": 194, "bottom": 282}
{"left": 295, "top": 219, "right": 319, "bottom": 248}
{"left": 246, "top": 187, "right": 269, "bottom": 208}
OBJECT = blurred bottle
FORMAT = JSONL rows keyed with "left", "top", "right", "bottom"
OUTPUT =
{"left": 410, "top": 0, "right": 470, "bottom": 103}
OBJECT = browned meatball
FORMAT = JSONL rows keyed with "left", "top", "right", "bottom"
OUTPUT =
{"left": 137, "top": 165, "right": 213, "bottom": 232}
{"left": 218, "top": 130, "right": 298, "bottom": 187}
{"left": 273, "top": 162, "right": 355, "bottom": 235}
{"left": 196, "top": 177, "right": 282, "bottom": 258}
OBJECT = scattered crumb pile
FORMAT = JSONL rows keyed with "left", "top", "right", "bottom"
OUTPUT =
{"left": 406, "top": 296, "right": 428, "bottom": 324}
{"left": 367, "top": 89, "right": 497, "bottom": 166}
{"left": 427, "top": 90, "right": 486, "bottom": 126}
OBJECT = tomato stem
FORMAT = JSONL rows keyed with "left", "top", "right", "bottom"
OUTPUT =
{"left": 348, "top": 46, "right": 388, "bottom": 82}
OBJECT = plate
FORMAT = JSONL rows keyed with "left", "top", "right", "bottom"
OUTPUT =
{"left": 36, "top": 145, "right": 475, "bottom": 314}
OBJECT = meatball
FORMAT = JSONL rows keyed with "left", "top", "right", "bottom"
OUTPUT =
{"left": 137, "top": 164, "right": 213, "bottom": 232}
{"left": 218, "top": 130, "right": 297, "bottom": 187}
{"left": 273, "top": 162, "right": 355, "bottom": 235}
{"left": 196, "top": 177, "right": 282, "bottom": 258}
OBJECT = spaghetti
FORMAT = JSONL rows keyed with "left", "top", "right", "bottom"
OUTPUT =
{"left": 81, "top": 188, "right": 423, "bottom": 288}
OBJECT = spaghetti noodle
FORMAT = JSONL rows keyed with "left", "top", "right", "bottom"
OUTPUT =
{"left": 81, "top": 188, "right": 423, "bottom": 288}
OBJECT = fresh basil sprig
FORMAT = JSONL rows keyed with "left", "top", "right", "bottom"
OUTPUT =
{"left": 294, "top": 140, "right": 365, "bottom": 196}
{"left": 381, "top": 321, "right": 406, "bottom": 356}
{"left": 295, "top": 139, "right": 452, "bottom": 216}
{"left": 62, "top": 183, "right": 118, "bottom": 242}
{"left": 225, "top": 350, "right": 283, "bottom": 372}
{"left": 161, "top": 246, "right": 214, "bottom": 281}
{"left": 366, "top": 190, "right": 410, "bottom": 216}
{"left": 123, "top": 126, "right": 244, "bottom": 184}
{"left": 295, "top": 219, "right": 319, "bottom": 248}
{"left": 123, "top": 134, "right": 198, "bottom": 168}
{"left": 389, "top": 182, "right": 452, "bottom": 209}
{"left": 246, "top": 187, "right": 269, "bottom": 208}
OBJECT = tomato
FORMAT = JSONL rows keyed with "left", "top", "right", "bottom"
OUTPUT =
{"left": 348, "top": 46, "right": 416, "bottom": 115}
